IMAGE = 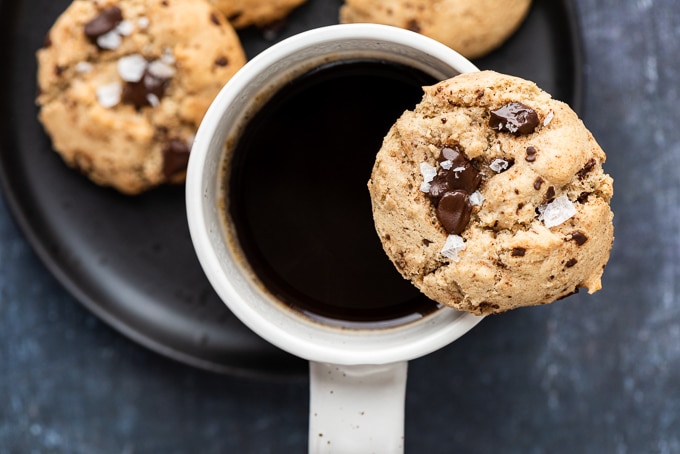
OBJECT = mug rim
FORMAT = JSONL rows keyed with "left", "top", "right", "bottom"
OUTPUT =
{"left": 186, "top": 24, "right": 484, "bottom": 365}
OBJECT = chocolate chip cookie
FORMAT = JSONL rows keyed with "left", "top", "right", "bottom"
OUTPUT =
{"left": 340, "top": 0, "right": 532, "bottom": 59}
{"left": 368, "top": 71, "right": 614, "bottom": 315}
{"left": 36, "top": 0, "right": 246, "bottom": 194}
{"left": 210, "top": 0, "right": 307, "bottom": 29}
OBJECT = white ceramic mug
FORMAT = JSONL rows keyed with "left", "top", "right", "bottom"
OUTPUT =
{"left": 186, "top": 24, "right": 484, "bottom": 453}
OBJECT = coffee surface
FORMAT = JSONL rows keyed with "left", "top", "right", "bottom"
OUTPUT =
{"left": 228, "top": 59, "right": 440, "bottom": 327}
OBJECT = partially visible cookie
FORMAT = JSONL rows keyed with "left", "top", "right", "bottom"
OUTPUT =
{"left": 340, "top": 0, "right": 532, "bottom": 59}
{"left": 36, "top": 0, "right": 246, "bottom": 195}
{"left": 210, "top": 0, "right": 307, "bottom": 29}
{"left": 368, "top": 71, "right": 614, "bottom": 315}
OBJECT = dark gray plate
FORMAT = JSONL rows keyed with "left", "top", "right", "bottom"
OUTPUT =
{"left": 0, "top": 0, "right": 581, "bottom": 378}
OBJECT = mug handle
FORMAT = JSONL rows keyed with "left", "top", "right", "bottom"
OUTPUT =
{"left": 308, "top": 361, "right": 408, "bottom": 453}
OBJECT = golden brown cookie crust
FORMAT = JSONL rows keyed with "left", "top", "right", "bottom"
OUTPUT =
{"left": 340, "top": 0, "right": 533, "bottom": 59}
{"left": 368, "top": 71, "right": 614, "bottom": 315}
{"left": 36, "top": 0, "right": 246, "bottom": 194}
{"left": 210, "top": 0, "right": 307, "bottom": 28}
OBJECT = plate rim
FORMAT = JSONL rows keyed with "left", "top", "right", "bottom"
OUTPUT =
{"left": 0, "top": 0, "right": 583, "bottom": 378}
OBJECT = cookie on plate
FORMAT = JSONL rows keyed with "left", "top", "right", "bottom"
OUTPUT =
{"left": 36, "top": 0, "right": 246, "bottom": 195}
{"left": 368, "top": 70, "right": 614, "bottom": 315}
{"left": 210, "top": 0, "right": 307, "bottom": 29}
{"left": 340, "top": 0, "right": 532, "bottom": 59}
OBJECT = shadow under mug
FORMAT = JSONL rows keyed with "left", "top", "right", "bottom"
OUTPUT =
{"left": 186, "top": 24, "right": 484, "bottom": 453}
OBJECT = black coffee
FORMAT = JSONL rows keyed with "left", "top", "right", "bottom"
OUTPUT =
{"left": 228, "top": 59, "right": 441, "bottom": 328}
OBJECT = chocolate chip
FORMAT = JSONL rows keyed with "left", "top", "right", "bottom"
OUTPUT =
{"left": 427, "top": 175, "right": 449, "bottom": 202}
{"left": 214, "top": 56, "right": 229, "bottom": 67}
{"left": 511, "top": 247, "right": 526, "bottom": 257}
{"left": 577, "top": 192, "right": 590, "bottom": 203}
{"left": 478, "top": 302, "right": 500, "bottom": 312}
{"left": 210, "top": 12, "right": 221, "bottom": 25}
{"left": 525, "top": 146, "right": 538, "bottom": 162}
{"left": 489, "top": 102, "right": 539, "bottom": 135}
{"left": 426, "top": 145, "right": 481, "bottom": 234}
{"left": 577, "top": 158, "right": 596, "bottom": 180}
{"left": 565, "top": 258, "right": 578, "bottom": 268}
{"left": 406, "top": 19, "right": 421, "bottom": 33}
{"left": 163, "top": 139, "right": 190, "bottom": 178}
{"left": 441, "top": 117, "right": 447, "bottom": 124}
{"left": 122, "top": 69, "right": 169, "bottom": 109}
{"left": 439, "top": 146, "right": 482, "bottom": 192}
{"left": 545, "top": 186, "right": 555, "bottom": 202}
{"left": 84, "top": 6, "right": 123, "bottom": 42}
{"left": 436, "top": 190, "right": 472, "bottom": 235}
{"left": 533, "top": 177, "right": 544, "bottom": 190}
{"left": 567, "top": 231, "right": 588, "bottom": 246}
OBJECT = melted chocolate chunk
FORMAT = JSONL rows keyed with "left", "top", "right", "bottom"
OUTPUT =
{"left": 426, "top": 145, "right": 481, "bottom": 234}
{"left": 122, "top": 69, "right": 169, "bottom": 109}
{"left": 489, "top": 102, "right": 539, "bottom": 135}
{"left": 436, "top": 191, "right": 472, "bottom": 235}
{"left": 565, "top": 258, "right": 578, "bottom": 268}
{"left": 163, "top": 139, "right": 190, "bottom": 178}
{"left": 438, "top": 146, "right": 482, "bottom": 193}
{"left": 84, "top": 6, "right": 123, "bottom": 42}
{"left": 511, "top": 247, "right": 526, "bottom": 257}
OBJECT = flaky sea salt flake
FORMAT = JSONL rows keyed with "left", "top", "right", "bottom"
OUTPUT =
{"left": 439, "top": 159, "right": 452, "bottom": 170}
{"left": 538, "top": 194, "right": 576, "bottom": 228}
{"left": 96, "top": 30, "right": 122, "bottom": 50}
{"left": 96, "top": 82, "right": 122, "bottom": 108}
{"left": 75, "top": 61, "right": 93, "bottom": 74}
{"left": 146, "top": 93, "right": 160, "bottom": 107}
{"left": 116, "top": 20, "right": 134, "bottom": 36}
{"left": 441, "top": 234, "right": 466, "bottom": 261}
{"left": 490, "top": 158, "right": 509, "bottom": 173}
{"left": 118, "top": 53, "right": 147, "bottom": 82}
{"left": 148, "top": 59, "right": 175, "bottom": 79}
{"left": 419, "top": 162, "right": 437, "bottom": 192}
{"left": 451, "top": 166, "right": 466, "bottom": 178}
{"left": 543, "top": 110, "right": 554, "bottom": 127}
{"left": 160, "top": 48, "right": 176, "bottom": 65}
{"left": 469, "top": 191, "right": 485, "bottom": 207}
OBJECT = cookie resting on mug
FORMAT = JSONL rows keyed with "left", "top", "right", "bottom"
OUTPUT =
{"left": 368, "top": 70, "right": 614, "bottom": 315}
{"left": 36, "top": 0, "right": 246, "bottom": 195}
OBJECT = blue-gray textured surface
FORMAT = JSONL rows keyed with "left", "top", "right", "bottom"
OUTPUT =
{"left": 1, "top": 0, "right": 678, "bottom": 452}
